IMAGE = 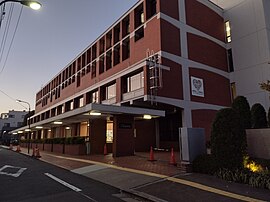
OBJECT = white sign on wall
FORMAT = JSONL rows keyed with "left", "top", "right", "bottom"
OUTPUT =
{"left": 191, "top": 76, "right": 204, "bottom": 97}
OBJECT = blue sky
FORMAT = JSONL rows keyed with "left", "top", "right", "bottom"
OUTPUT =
{"left": 0, "top": 0, "right": 138, "bottom": 113}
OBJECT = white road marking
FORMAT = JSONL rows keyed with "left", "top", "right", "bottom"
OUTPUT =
{"left": 44, "top": 173, "right": 98, "bottom": 202}
{"left": 44, "top": 173, "right": 82, "bottom": 192}
{"left": 0, "top": 165, "right": 27, "bottom": 177}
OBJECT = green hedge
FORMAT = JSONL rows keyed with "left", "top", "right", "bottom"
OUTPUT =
{"left": 20, "top": 137, "right": 85, "bottom": 145}
{"left": 211, "top": 108, "right": 247, "bottom": 170}
{"left": 215, "top": 168, "right": 270, "bottom": 190}
{"left": 65, "top": 136, "right": 85, "bottom": 145}
{"left": 251, "top": 103, "right": 267, "bottom": 129}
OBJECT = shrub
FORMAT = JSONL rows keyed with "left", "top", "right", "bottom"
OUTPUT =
{"left": 215, "top": 168, "right": 270, "bottom": 190}
{"left": 232, "top": 96, "right": 251, "bottom": 129}
{"left": 44, "top": 139, "right": 53, "bottom": 144}
{"left": 53, "top": 138, "right": 65, "bottom": 144}
{"left": 192, "top": 154, "right": 218, "bottom": 174}
{"left": 72, "top": 136, "right": 85, "bottom": 144}
{"left": 251, "top": 103, "right": 267, "bottom": 128}
{"left": 211, "top": 108, "right": 247, "bottom": 169}
{"left": 65, "top": 136, "right": 85, "bottom": 144}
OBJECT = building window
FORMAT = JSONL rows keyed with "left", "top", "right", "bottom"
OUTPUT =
{"left": 79, "top": 97, "right": 84, "bottom": 107}
{"left": 135, "top": 27, "right": 144, "bottom": 42}
{"left": 106, "top": 121, "right": 113, "bottom": 143}
{"left": 92, "top": 44, "right": 97, "bottom": 59}
{"left": 122, "top": 15, "right": 130, "bottom": 38}
{"left": 91, "top": 62, "right": 96, "bottom": 78}
{"left": 70, "top": 101, "right": 74, "bottom": 110}
{"left": 4, "top": 123, "right": 10, "bottom": 127}
{"left": 135, "top": 3, "right": 144, "bottom": 29}
{"left": 225, "top": 21, "right": 231, "bottom": 43}
{"left": 227, "top": 49, "right": 234, "bottom": 72}
{"left": 92, "top": 91, "right": 99, "bottom": 103}
{"left": 9, "top": 114, "right": 15, "bottom": 118}
{"left": 146, "top": 0, "right": 156, "bottom": 20}
{"left": 77, "top": 73, "right": 81, "bottom": 87}
{"left": 122, "top": 38, "right": 130, "bottom": 61}
{"left": 113, "top": 45, "right": 120, "bottom": 66}
{"left": 106, "top": 51, "right": 112, "bottom": 70}
{"left": 86, "top": 64, "right": 91, "bottom": 74}
{"left": 99, "top": 37, "right": 105, "bottom": 55}
{"left": 106, "top": 83, "right": 116, "bottom": 99}
{"left": 99, "top": 56, "right": 105, "bottom": 74}
{"left": 106, "top": 31, "right": 112, "bottom": 50}
{"left": 113, "top": 23, "right": 120, "bottom": 45}
{"left": 127, "top": 72, "right": 144, "bottom": 92}
{"left": 231, "top": 82, "right": 237, "bottom": 101}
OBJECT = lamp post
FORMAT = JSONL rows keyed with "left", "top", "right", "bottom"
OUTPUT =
{"left": 16, "top": 99, "right": 31, "bottom": 154}
{"left": 0, "top": 0, "right": 42, "bottom": 10}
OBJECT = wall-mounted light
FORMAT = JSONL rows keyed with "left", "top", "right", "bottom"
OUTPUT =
{"left": 53, "top": 121, "right": 63, "bottom": 125}
{"left": 25, "top": 129, "right": 31, "bottom": 132}
{"left": 65, "top": 127, "right": 70, "bottom": 130}
{"left": 90, "top": 111, "right": 101, "bottom": 116}
{"left": 143, "top": 115, "right": 152, "bottom": 120}
{"left": 18, "top": 131, "right": 23, "bottom": 134}
{"left": 35, "top": 126, "right": 43, "bottom": 129}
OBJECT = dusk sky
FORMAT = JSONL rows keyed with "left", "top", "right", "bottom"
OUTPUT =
{"left": 0, "top": 0, "right": 138, "bottom": 113}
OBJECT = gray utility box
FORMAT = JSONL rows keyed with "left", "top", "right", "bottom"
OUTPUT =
{"left": 179, "top": 127, "right": 206, "bottom": 162}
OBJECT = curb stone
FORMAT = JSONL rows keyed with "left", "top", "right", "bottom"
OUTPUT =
{"left": 121, "top": 189, "right": 168, "bottom": 202}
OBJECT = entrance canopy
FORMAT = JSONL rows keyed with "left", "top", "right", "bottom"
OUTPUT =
{"left": 11, "top": 103, "right": 165, "bottom": 133}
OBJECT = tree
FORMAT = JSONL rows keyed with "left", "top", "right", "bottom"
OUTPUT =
{"left": 231, "top": 96, "right": 251, "bottom": 129}
{"left": 250, "top": 103, "right": 267, "bottom": 129}
{"left": 211, "top": 108, "right": 246, "bottom": 169}
{"left": 259, "top": 80, "right": 270, "bottom": 92}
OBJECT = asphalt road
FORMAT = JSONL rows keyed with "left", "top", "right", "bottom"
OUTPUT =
{"left": 0, "top": 148, "right": 127, "bottom": 202}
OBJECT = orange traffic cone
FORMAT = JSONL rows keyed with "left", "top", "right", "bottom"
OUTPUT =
{"left": 169, "top": 148, "right": 177, "bottom": 166}
{"left": 35, "top": 147, "right": 41, "bottom": 158}
{"left": 148, "top": 146, "right": 156, "bottom": 161}
{"left": 16, "top": 145, "right": 21, "bottom": 152}
{"left": 103, "top": 144, "right": 108, "bottom": 155}
{"left": 9, "top": 144, "right": 13, "bottom": 150}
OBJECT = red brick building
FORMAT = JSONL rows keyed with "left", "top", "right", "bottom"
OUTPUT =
{"left": 16, "top": 0, "right": 230, "bottom": 157}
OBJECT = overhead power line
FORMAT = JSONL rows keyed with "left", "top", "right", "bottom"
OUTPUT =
{"left": 0, "top": 3, "right": 23, "bottom": 76}
{"left": 0, "top": 88, "right": 27, "bottom": 109}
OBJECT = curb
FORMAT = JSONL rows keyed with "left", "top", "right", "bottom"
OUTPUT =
{"left": 121, "top": 189, "right": 168, "bottom": 202}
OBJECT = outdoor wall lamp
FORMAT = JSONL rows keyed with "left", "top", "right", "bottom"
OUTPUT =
{"left": 0, "top": 0, "right": 42, "bottom": 10}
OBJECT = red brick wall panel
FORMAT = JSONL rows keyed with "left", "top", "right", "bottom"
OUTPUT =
{"left": 189, "top": 68, "right": 231, "bottom": 107}
{"left": 160, "top": 0, "right": 179, "bottom": 20}
{"left": 185, "top": 0, "right": 225, "bottom": 42}
{"left": 157, "top": 58, "right": 183, "bottom": 99}
{"left": 192, "top": 109, "right": 217, "bottom": 142}
{"left": 160, "top": 19, "right": 181, "bottom": 56}
{"left": 135, "top": 119, "right": 156, "bottom": 151}
{"left": 188, "top": 33, "right": 228, "bottom": 72}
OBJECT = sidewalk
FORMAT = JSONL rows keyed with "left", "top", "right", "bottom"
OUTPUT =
{"left": 5, "top": 145, "right": 270, "bottom": 202}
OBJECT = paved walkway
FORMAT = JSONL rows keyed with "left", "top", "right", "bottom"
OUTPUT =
{"left": 4, "top": 145, "right": 270, "bottom": 202}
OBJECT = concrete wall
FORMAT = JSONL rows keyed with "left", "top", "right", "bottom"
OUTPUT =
{"left": 246, "top": 129, "right": 270, "bottom": 159}
{"left": 224, "top": 0, "right": 270, "bottom": 109}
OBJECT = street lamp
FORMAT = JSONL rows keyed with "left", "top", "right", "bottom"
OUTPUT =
{"left": 16, "top": 99, "right": 31, "bottom": 154}
{"left": 0, "top": 0, "right": 42, "bottom": 10}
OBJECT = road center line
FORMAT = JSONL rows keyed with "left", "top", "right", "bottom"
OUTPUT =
{"left": 44, "top": 173, "right": 98, "bottom": 202}
{"left": 44, "top": 173, "right": 82, "bottom": 192}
